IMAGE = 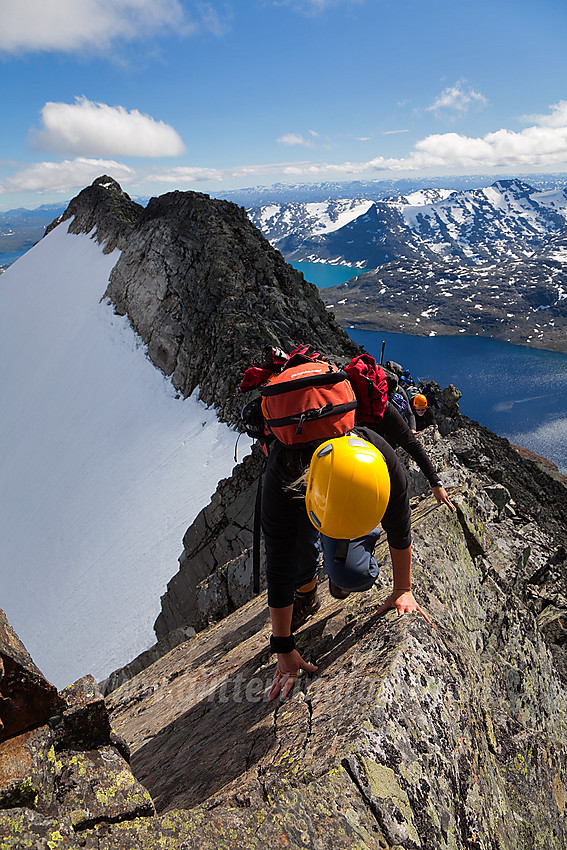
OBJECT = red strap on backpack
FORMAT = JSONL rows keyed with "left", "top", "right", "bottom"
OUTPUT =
{"left": 344, "top": 353, "right": 388, "bottom": 423}
{"left": 240, "top": 347, "right": 289, "bottom": 393}
{"left": 240, "top": 365, "right": 273, "bottom": 392}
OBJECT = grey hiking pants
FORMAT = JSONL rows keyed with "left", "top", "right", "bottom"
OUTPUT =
{"left": 295, "top": 513, "right": 381, "bottom": 592}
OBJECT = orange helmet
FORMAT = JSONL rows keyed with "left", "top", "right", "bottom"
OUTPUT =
{"left": 305, "top": 435, "right": 390, "bottom": 539}
{"left": 412, "top": 394, "right": 428, "bottom": 410}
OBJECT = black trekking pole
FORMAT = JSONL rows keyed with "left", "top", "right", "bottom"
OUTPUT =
{"left": 253, "top": 473, "right": 263, "bottom": 594}
{"left": 379, "top": 339, "right": 385, "bottom": 365}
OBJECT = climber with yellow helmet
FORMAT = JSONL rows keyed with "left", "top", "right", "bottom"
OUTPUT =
{"left": 263, "top": 427, "right": 431, "bottom": 701}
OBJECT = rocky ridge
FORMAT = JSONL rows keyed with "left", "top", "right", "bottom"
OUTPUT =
{"left": 3, "top": 412, "right": 567, "bottom": 848}
{"left": 0, "top": 612, "right": 155, "bottom": 842}
{"left": 101, "top": 179, "right": 357, "bottom": 423}
{"left": 44, "top": 175, "right": 358, "bottom": 425}
{"left": 3, "top": 175, "right": 567, "bottom": 847}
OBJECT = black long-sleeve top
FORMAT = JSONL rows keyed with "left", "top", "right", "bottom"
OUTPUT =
{"left": 363, "top": 402, "right": 442, "bottom": 488}
{"left": 414, "top": 407, "right": 436, "bottom": 432}
{"left": 262, "top": 427, "right": 412, "bottom": 608}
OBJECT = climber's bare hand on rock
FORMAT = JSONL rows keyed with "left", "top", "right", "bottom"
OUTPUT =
{"left": 268, "top": 650, "right": 318, "bottom": 701}
{"left": 376, "top": 590, "right": 432, "bottom": 624}
{"left": 432, "top": 485, "right": 456, "bottom": 512}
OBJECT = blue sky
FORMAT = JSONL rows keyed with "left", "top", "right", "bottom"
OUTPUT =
{"left": 1, "top": 0, "right": 566, "bottom": 210}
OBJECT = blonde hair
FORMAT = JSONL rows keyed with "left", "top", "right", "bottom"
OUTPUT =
{"left": 287, "top": 468, "right": 309, "bottom": 497}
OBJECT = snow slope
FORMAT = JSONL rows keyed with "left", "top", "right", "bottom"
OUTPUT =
{"left": 0, "top": 224, "right": 250, "bottom": 689}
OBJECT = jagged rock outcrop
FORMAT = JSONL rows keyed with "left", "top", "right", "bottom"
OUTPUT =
{"left": 44, "top": 175, "right": 143, "bottom": 253}
{"left": 0, "top": 610, "right": 64, "bottom": 744}
{"left": 46, "top": 176, "right": 359, "bottom": 424}
{"left": 4, "top": 414, "right": 567, "bottom": 848}
{"left": 0, "top": 624, "right": 155, "bottom": 843}
{"left": 60, "top": 177, "right": 358, "bottom": 424}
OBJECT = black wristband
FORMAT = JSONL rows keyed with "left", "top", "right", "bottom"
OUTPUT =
{"left": 270, "top": 634, "right": 295, "bottom": 654}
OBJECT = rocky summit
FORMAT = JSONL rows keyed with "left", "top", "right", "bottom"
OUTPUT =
{"left": 2, "top": 176, "right": 567, "bottom": 849}
{"left": 62, "top": 176, "right": 357, "bottom": 424}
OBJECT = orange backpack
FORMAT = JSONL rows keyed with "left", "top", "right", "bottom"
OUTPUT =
{"left": 259, "top": 356, "right": 357, "bottom": 446}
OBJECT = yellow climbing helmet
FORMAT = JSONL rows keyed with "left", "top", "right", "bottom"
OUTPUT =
{"left": 305, "top": 435, "right": 390, "bottom": 539}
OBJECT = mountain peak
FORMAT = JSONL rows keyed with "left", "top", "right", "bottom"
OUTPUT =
{"left": 91, "top": 174, "right": 129, "bottom": 193}
{"left": 492, "top": 178, "right": 536, "bottom": 196}
{"left": 44, "top": 174, "right": 143, "bottom": 253}
{"left": 44, "top": 176, "right": 358, "bottom": 424}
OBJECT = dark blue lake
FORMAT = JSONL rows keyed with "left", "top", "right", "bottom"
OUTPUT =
{"left": 350, "top": 329, "right": 567, "bottom": 474}
{"left": 292, "top": 260, "right": 567, "bottom": 474}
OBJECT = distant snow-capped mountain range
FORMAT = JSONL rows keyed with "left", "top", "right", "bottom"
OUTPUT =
{"left": 247, "top": 179, "right": 567, "bottom": 268}
{"left": 247, "top": 178, "right": 567, "bottom": 354}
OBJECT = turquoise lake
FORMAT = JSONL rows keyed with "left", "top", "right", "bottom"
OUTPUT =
{"left": 290, "top": 261, "right": 365, "bottom": 288}
{"left": 295, "top": 261, "right": 567, "bottom": 474}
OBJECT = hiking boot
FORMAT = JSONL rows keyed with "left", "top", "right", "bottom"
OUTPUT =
{"left": 328, "top": 579, "right": 351, "bottom": 600}
{"left": 291, "top": 585, "right": 320, "bottom": 631}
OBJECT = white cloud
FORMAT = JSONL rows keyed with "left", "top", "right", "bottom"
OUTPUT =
{"left": 143, "top": 166, "right": 224, "bottom": 183}
{"left": 0, "top": 160, "right": 225, "bottom": 199}
{"left": 0, "top": 159, "right": 134, "bottom": 194}
{"left": 276, "top": 133, "right": 315, "bottom": 147}
{"left": 391, "top": 101, "right": 567, "bottom": 171}
{"left": 526, "top": 101, "right": 567, "bottom": 129}
{"left": 0, "top": 0, "right": 225, "bottom": 54}
{"left": 272, "top": 0, "right": 363, "bottom": 13}
{"left": 31, "top": 98, "right": 185, "bottom": 158}
{"left": 427, "top": 80, "right": 488, "bottom": 119}
{"left": 4, "top": 102, "right": 567, "bottom": 200}
{"left": 272, "top": 100, "right": 567, "bottom": 176}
